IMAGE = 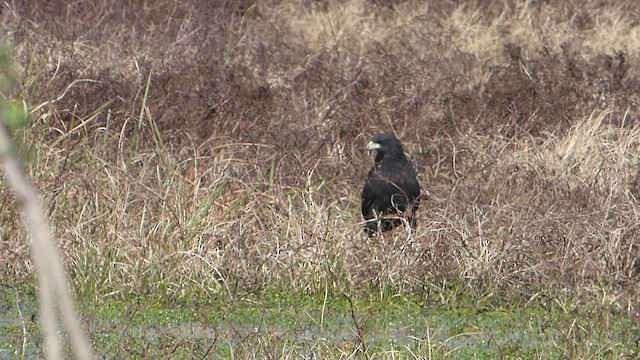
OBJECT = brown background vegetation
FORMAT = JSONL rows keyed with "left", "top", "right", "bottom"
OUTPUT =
{"left": 1, "top": 0, "right": 639, "bottom": 311}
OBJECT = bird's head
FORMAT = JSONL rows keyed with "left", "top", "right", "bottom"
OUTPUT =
{"left": 366, "top": 134, "right": 405, "bottom": 161}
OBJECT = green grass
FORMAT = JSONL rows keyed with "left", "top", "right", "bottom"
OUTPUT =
{"left": 0, "top": 285, "right": 636, "bottom": 358}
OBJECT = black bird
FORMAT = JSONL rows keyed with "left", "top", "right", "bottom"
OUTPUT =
{"left": 361, "top": 134, "right": 421, "bottom": 236}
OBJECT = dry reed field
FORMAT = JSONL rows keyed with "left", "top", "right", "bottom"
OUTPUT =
{"left": 1, "top": 0, "right": 639, "bottom": 358}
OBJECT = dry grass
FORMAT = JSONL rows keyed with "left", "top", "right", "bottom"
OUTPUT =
{"left": 0, "top": 0, "right": 639, "bottom": 321}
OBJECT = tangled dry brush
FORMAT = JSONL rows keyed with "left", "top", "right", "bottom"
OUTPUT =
{"left": 1, "top": 0, "right": 639, "bottom": 309}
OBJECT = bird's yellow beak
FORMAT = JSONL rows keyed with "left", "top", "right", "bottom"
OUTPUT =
{"left": 366, "top": 141, "right": 381, "bottom": 151}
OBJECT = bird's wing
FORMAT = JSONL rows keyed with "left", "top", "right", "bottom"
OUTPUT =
{"left": 361, "top": 168, "right": 382, "bottom": 219}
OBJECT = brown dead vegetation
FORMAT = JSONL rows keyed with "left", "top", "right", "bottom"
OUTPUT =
{"left": 1, "top": 0, "right": 639, "bottom": 311}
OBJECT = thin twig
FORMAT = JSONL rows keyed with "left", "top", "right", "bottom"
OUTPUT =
{"left": 0, "top": 122, "right": 95, "bottom": 360}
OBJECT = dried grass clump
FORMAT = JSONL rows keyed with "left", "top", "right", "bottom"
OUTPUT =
{"left": 0, "top": 0, "right": 639, "bottom": 311}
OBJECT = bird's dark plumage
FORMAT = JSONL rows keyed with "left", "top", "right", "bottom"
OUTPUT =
{"left": 361, "top": 134, "right": 421, "bottom": 236}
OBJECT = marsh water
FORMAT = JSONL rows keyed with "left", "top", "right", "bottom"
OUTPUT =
{"left": 0, "top": 289, "right": 562, "bottom": 358}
